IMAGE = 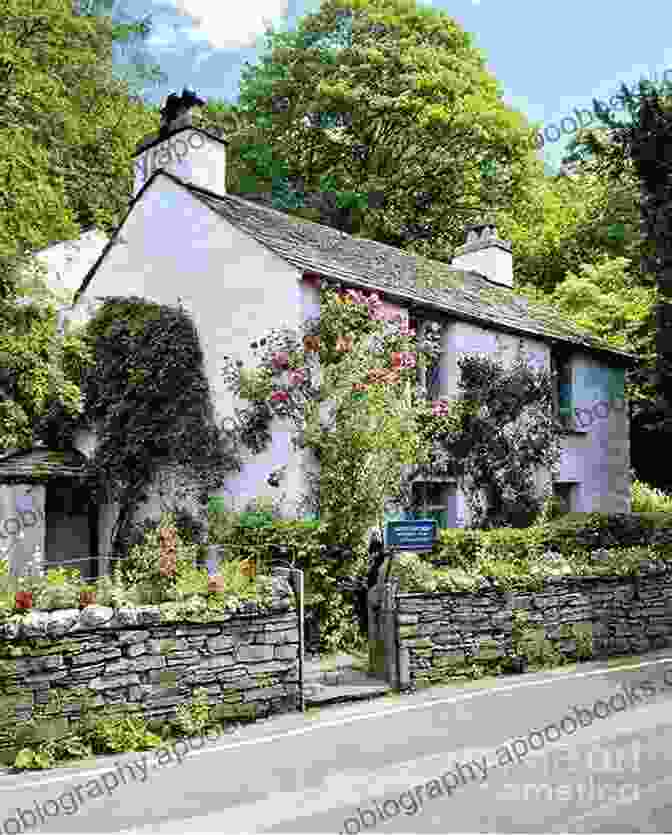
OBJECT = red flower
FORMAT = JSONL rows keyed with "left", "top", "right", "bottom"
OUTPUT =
{"left": 15, "top": 591, "right": 33, "bottom": 611}
{"left": 270, "top": 390, "right": 290, "bottom": 402}
{"left": 391, "top": 351, "right": 417, "bottom": 369}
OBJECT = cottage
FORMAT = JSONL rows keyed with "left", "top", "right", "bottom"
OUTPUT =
{"left": 18, "top": 89, "right": 635, "bottom": 565}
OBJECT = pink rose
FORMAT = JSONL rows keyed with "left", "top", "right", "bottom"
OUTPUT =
{"left": 270, "top": 390, "right": 290, "bottom": 403}
{"left": 288, "top": 369, "right": 306, "bottom": 386}
{"left": 271, "top": 352, "right": 290, "bottom": 370}
{"left": 346, "top": 289, "right": 367, "bottom": 305}
{"left": 431, "top": 399, "right": 451, "bottom": 416}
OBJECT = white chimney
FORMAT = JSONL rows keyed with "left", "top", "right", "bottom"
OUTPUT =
{"left": 132, "top": 87, "right": 228, "bottom": 198}
{"left": 451, "top": 222, "right": 513, "bottom": 288}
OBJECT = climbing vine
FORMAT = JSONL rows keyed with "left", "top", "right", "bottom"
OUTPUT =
{"left": 415, "top": 354, "right": 564, "bottom": 529}
{"left": 82, "top": 297, "right": 241, "bottom": 555}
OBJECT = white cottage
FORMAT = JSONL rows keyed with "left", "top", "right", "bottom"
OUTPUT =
{"left": 16, "top": 91, "right": 635, "bottom": 566}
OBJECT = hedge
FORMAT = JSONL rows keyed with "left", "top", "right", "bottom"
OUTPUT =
{"left": 431, "top": 512, "right": 672, "bottom": 568}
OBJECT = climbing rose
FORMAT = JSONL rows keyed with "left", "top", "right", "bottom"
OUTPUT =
{"left": 345, "top": 289, "right": 367, "bottom": 305}
{"left": 431, "top": 399, "right": 451, "bottom": 416}
{"left": 270, "top": 390, "right": 290, "bottom": 402}
{"left": 15, "top": 591, "right": 32, "bottom": 610}
{"left": 288, "top": 369, "right": 306, "bottom": 386}
{"left": 271, "top": 351, "right": 290, "bottom": 370}
{"left": 391, "top": 351, "right": 416, "bottom": 369}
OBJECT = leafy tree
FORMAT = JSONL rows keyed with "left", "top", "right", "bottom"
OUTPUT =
{"left": 0, "top": 0, "right": 160, "bottom": 450}
{"left": 560, "top": 79, "right": 672, "bottom": 486}
{"left": 74, "top": 0, "right": 167, "bottom": 95}
{"left": 0, "top": 0, "right": 159, "bottom": 272}
{"left": 221, "top": 0, "right": 540, "bottom": 258}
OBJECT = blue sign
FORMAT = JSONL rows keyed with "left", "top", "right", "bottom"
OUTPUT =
{"left": 386, "top": 520, "right": 437, "bottom": 551}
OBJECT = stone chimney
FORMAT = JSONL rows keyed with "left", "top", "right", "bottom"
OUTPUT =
{"left": 132, "top": 86, "right": 228, "bottom": 198}
{"left": 451, "top": 222, "right": 513, "bottom": 288}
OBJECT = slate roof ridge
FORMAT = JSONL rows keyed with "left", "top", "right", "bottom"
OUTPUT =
{"left": 175, "top": 177, "right": 637, "bottom": 364}
{"left": 64, "top": 169, "right": 637, "bottom": 365}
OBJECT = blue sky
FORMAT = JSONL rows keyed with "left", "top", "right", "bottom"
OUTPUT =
{"left": 119, "top": 0, "right": 672, "bottom": 174}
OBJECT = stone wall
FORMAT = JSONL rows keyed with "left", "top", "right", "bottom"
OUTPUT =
{"left": 0, "top": 576, "right": 299, "bottom": 764}
{"left": 392, "top": 565, "right": 672, "bottom": 691}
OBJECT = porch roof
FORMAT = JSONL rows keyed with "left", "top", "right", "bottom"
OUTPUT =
{"left": 0, "top": 446, "right": 89, "bottom": 483}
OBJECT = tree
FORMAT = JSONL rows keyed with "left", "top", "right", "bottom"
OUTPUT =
{"left": 73, "top": 0, "right": 167, "bottom": 95}
{"left": 0, "top": 0, "right": 159, "bottom": 270}
{"left": 559, "top": 79, "right": 672, "bottom": 483}
{"left": 221, "top": 0, "right": 540, "bottom": 259}
{"left": 0, "top": 0, "right": 159, "bottom": 450}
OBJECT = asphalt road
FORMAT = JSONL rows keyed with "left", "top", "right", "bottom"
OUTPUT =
{"left": 3, "top": 648, "right": 672, "bottom": 833}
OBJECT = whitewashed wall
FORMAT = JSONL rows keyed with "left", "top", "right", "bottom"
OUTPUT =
{"left": 69, "top": 174, "right": 310, "bottom": 548}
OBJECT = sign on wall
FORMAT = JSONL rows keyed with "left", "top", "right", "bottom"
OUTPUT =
{"left": 134, "top": 130, "right": 207, "bottom": 186}
{"left": 386, "top": 519, "right": 437, "bottom": 552}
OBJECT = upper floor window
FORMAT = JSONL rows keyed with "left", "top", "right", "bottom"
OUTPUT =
{"left": 411, "top": 318, "right": 442, "bottom": 400}
{"left": 551, "top": 348, "right": 573, "bottom": 427}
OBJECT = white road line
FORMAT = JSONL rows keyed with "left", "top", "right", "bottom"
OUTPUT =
{"left": 3, "top": 655, "right": 672, "bottom": 791}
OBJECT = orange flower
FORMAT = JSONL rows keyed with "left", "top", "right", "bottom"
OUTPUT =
{"left": 239, "top": 558, "right": 257, "bottom": 579}
{"left": 303, "top": 335, "right": 320, "bottom": 352}
{"left": 335, "top": 335, "right": 354, "bottom": 352}
{"left": 208, "top": 575, "right": 226, "bottom": 594}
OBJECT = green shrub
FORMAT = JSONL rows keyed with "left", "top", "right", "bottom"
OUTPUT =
{"left": 45, "top": 566, "right": 81, "bottom": 585}
{"left": 632, "top": 479, "right": 672, "bottom": 513}
{"left": 172, "top": 687, "right": 216, "bottom": 736}
{"left": 83, "top": 712, "right": 162, "bottom": 754}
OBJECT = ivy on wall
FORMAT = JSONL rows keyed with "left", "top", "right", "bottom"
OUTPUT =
{"left": 82, "top": 297, "right": 241, "bottom": 555}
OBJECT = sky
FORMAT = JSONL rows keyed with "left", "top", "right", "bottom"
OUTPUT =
{"left": 115, "top": 0, "right": 672, "bottom": 174}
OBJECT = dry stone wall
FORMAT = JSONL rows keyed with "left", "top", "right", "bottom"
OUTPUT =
{"left": 394, "top": 566, "right": 672, "bottom": 690}
{"left": 0, "top": 577, "right": 299, "bottom": 764}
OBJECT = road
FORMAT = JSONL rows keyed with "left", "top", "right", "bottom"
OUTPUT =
{"left": 3, "top": 648, "right": 672, "bottom": 833}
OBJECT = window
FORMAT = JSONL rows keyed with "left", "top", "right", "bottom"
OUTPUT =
{"left": 409, "top": 481, "right": 454, "bottom": 529}
{"left": 553, "top": 482, "right": 576, "bottom": 515}
{"left": 411, "top": 318, "right": 442, "bottom": 400}
{"left": 551, "top": 349, "right": 573, "bottom": 427}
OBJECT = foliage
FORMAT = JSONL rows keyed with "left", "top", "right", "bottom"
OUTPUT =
{"left": 227, "top": 0, "right": 539, "bottom": 251}
{"left": 0, "top": 0, "right": 158, "bottom": 277}
{"left": 83, "top": 297, "right": 240, "bottom": 556}
{"left": 222, "top": 284, "right": 435, "bottom": 554}
{"left": 171, "top": 687, "right": 218, "bottom": 737}
{"left": 0, "top": 289, "right": 91, "bottom": 450}
{"left": 115, "top": 513, "right": 202, "bottom": 603}
{"left": 431, "top": 512, "right": 672, "bottom": 568}
{"left": 566, "top": 79, "right": 672, "bottom": 442}
{"left": 631, "top": 479, "right": 672, "bottom": 513}
{"left": 83, "top": 711, "right": 162, "bottom": 754}
{"left": 74, "top": 0, "right": 167, "bottom": 96}
{"left": 416, "top": 354, "right": 563, "bottom": 529}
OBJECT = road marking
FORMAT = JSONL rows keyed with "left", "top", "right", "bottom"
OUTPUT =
{"left": 3, "top": 655, "right": 672, "bottom": 791}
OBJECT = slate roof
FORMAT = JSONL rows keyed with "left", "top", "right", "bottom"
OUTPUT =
{"left": 182, "top": 179, "right": 636, "bottom": 365}
{"left": 0, "top": 446, "right": 89, "bottom": 483}
{"left": 74, "top": 169, "right": 637, "bottom": 365}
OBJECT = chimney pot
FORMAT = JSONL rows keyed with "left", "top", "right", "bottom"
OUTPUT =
{"left": 451, "top": 221, "right": 513, "bottom": 288}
